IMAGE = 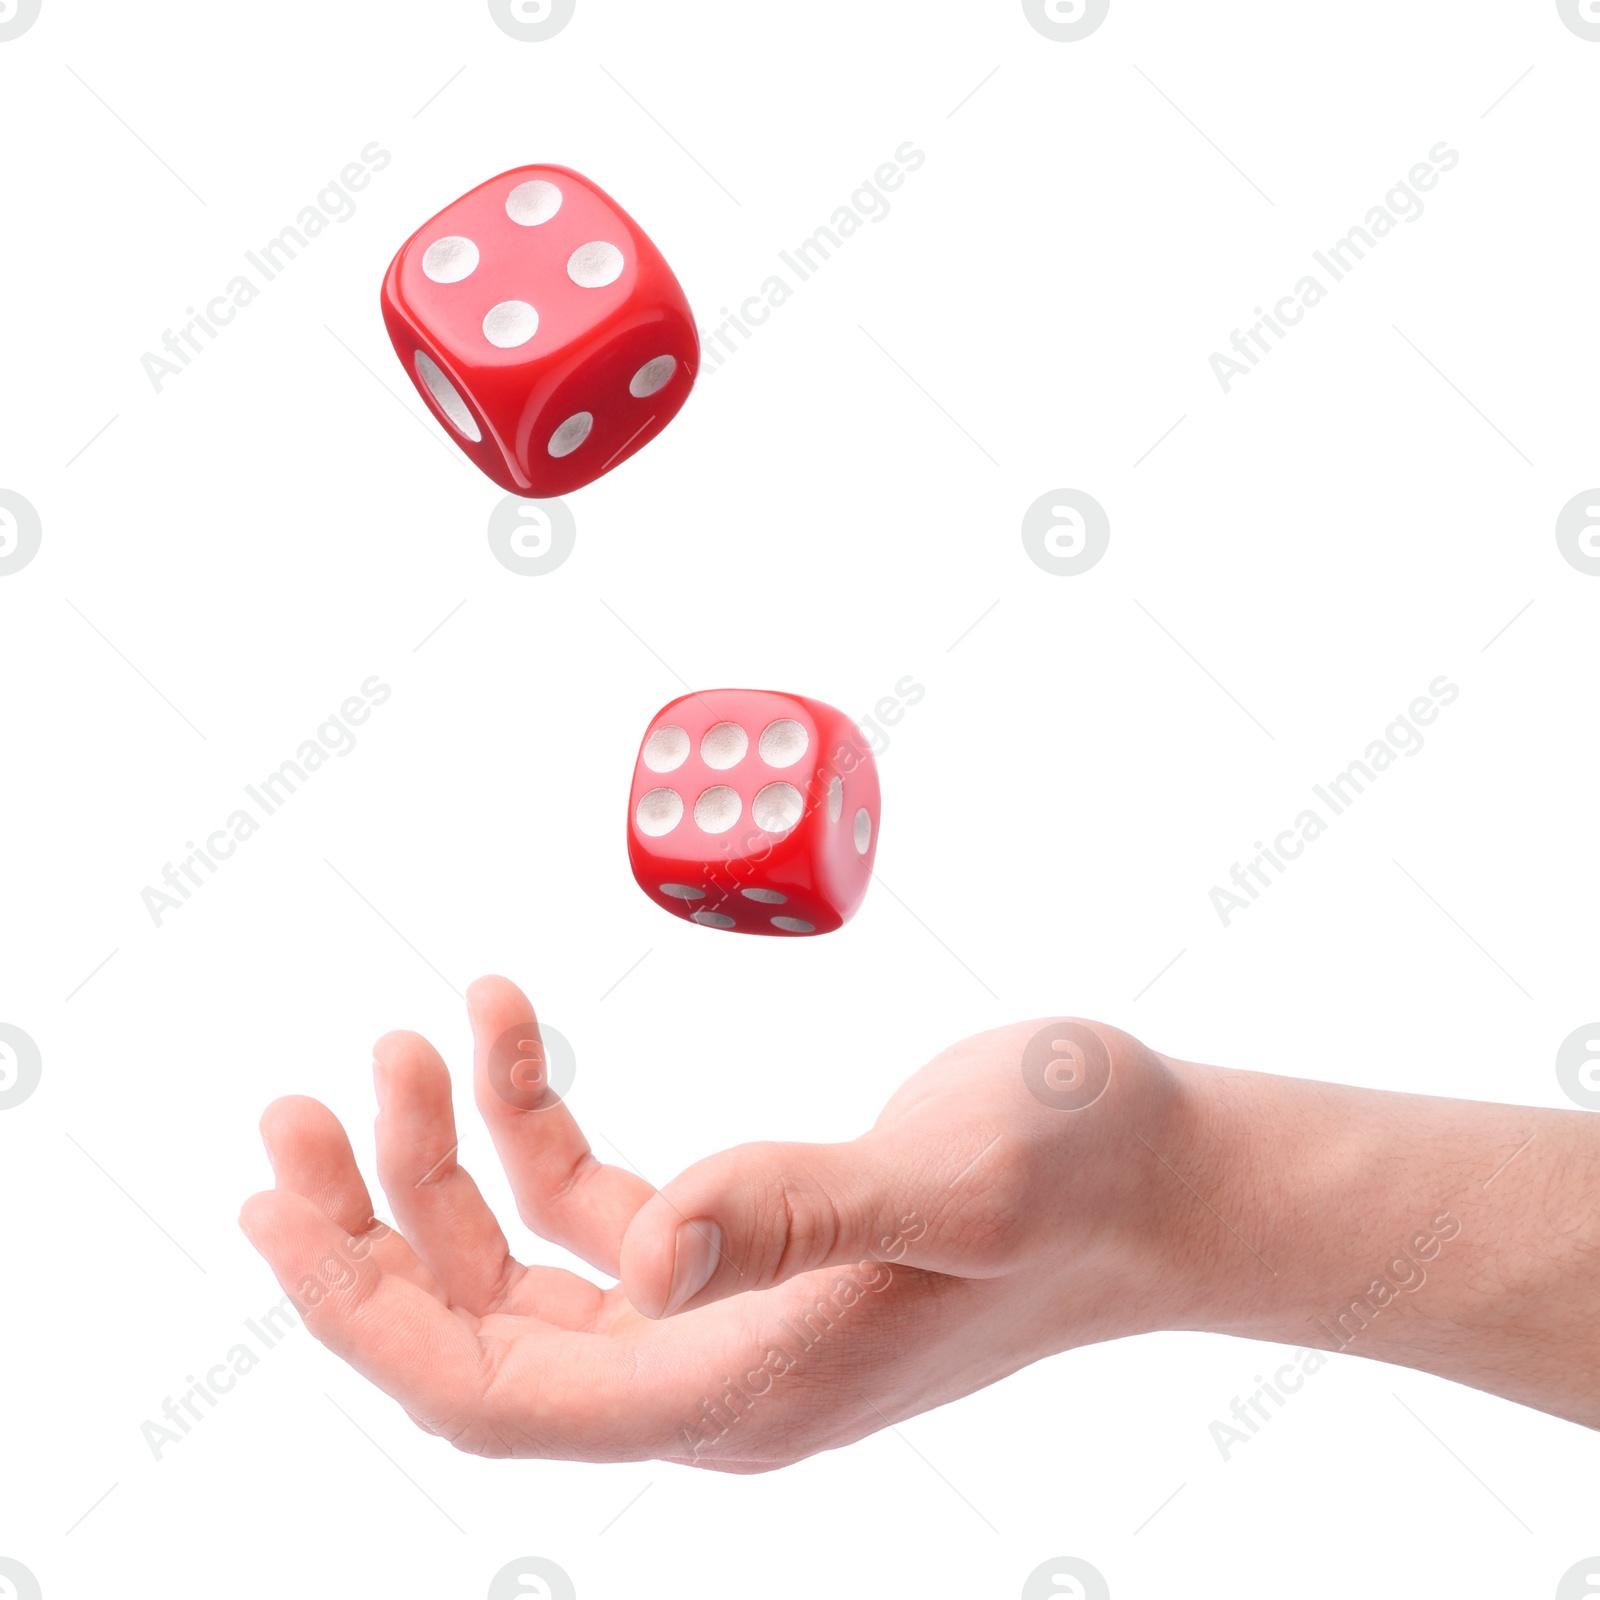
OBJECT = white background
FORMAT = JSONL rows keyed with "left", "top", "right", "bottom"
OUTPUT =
{"left": 2, "top": 2, "right": 1598, "bottom": 1596}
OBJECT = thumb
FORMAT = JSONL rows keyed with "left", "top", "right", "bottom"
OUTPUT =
{"left": 619, "top": 1136, "right": 927, "bottom": 1319}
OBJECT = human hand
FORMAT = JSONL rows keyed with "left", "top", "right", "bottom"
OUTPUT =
{"left": 239, "top": 977, "right": 1202, "bottom": 1469}
{"left": 242, "top": 975, "right": 1600, "bottom": 1466}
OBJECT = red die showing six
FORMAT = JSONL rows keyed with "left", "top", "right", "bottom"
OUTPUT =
{"left": 381, "top": 165, "right": 699, "bottom": 496}
{"left": 627, "top": 690, "right": 880, "bottom": 936}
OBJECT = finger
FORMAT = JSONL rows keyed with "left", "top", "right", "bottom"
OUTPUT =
{"left": 373, "top": 1029, "right": 521, "bottom": 1313}
{"left": 239, "top": 1190, "right": 489, "bottom": 1436}
{"left": 243, "top": 1193, "right": 707, "bottom": 1465}
{"left": 619, "top": 1135, "right": 925, "bottom": 1319}
{"left": 260, "top": 1095, "right": 432, "bottom": 1289}
{"left": 468, "top": 975, "right": 654, "bottom": 1276}
{"left": 260, "top": 1095, "right": 377, "bottom": 1233}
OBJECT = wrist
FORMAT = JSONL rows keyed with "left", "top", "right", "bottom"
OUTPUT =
{"left": 1134, "top": 1054, "right": 1284, "bottom": 1336}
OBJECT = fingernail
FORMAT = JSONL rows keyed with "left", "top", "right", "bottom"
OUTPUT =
{"left": 664, "top": 1219, "right": 721, "bottom": 1316}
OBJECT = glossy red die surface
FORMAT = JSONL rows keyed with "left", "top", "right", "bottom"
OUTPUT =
{"left": 627, "top": 690, "right": 880, "bottom": 936}
{"left": 380, "top": 164, "right": 698, "bottom": 496}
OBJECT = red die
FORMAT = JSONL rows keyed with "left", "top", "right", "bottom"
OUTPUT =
{"left": 380, "top": 165, "right": 698, "bottom": 496}
{"left": 627, "top": 690, "right": 880, "bottom": 936}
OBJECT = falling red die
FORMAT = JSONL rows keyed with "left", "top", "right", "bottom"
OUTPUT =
{"left": 628, "top": 690, "right": 881, "bottom": 936}
{"left": 381, "top": 164, "right": 699, "bottom": 495}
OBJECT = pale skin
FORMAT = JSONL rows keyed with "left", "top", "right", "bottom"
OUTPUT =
{"left": 239, "top": 975, "right": 1600, "bottom": 1471}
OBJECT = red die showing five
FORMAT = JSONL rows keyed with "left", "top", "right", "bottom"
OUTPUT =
{"left": 381, "top": 165, "right": 699, "bottom": 497}
{"left": 627, "top": 690, "right": 880, "bottom": 936}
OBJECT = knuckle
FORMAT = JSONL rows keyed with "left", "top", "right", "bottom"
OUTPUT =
{"left": 768, "top": 1159, "right": 840, "bottom": 1283}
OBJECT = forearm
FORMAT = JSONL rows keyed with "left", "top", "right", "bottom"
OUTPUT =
{"left": 1160, "top": 1058, "right": 1600, "bottom": 1426}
